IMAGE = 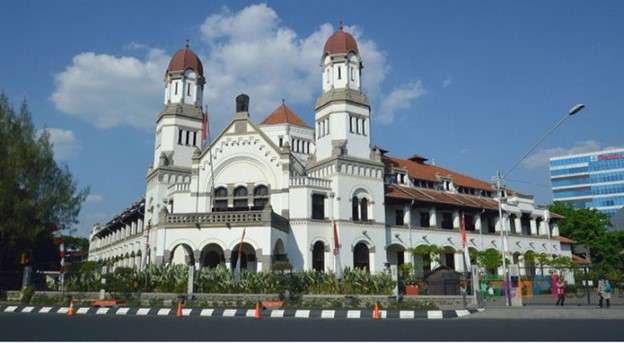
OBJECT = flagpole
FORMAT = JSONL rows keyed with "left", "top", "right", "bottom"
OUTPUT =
{"left": 460, "top": 213, "right": 469, "bottom": 308}
{"left": 205, "top": 106, "right": 216, "bottom": 212}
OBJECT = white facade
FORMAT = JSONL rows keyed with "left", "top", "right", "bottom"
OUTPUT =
{"left": 89, "top": 33, "right": 566, "bottom": 277}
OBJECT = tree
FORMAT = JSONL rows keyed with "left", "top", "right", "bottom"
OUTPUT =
{"left": 0, "top": 94, "right": 88, "bottom": 271}
{"left": 549, "top": 202, "right": 622, "bottom": 275}
{"left": 476, "top": 248, "right": 503, "bottom": 274}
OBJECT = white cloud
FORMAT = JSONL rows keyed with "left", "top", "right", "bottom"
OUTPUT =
{"left": 51, "top": 3, "right": 397, "bottom": 131}
{"left": 85, "top": 194, "right": 104, "bottom": 204}
{"left": 442, "top": 77, "right": 452, "bottom": 88}
{"left": 51, "top": 48, "right": 169, "bottom": 129}
{"left": 39, "top": 128, "right": 81, "bottom": 160}
{"left": 522, "top": 140, "right": 617, "bottom": 169}
{"left": 377, "top": 81, "right": 427, "bottom": 125}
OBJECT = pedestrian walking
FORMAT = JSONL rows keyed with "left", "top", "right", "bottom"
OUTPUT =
{"left": 551, "top": 272, "right": 559, "bottom": 300}
{"left": 598, "top": 277, "right": 612, "bottom": 308}
{"left": 555, "top": 278, "right": 566, "bottom": 306}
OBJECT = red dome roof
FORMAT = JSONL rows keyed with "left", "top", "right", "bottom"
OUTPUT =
{"left": 323, "top": 27, "right": 359, "bottom": 55}
{"left": 167, "top": 46, "right": 204, "bottom": 76}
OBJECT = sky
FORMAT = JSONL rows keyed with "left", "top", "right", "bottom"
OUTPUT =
{"left": 1, "top": 0, "right": 622, "bottom": 237}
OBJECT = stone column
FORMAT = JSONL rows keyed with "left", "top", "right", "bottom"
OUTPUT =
{"left": 514, "top": 216, "right": 522, "bottom": 235}
{"left": 530, "top": 217, "right": 538, "bottom": 236}
{"left": 552, "top": 223, "right": 560, "bottom": 237}
{"left": 452, "top": 210, "right": 461, "bottom": 230}
{"left": 538, "top": 219, "right": 547, "bottom": 236}
{"left": 430, "top": 252, "right": 440, "bottom": 270}
{"left": 495, "top": 215, "right": 503, "bottom": 232}
{"left": 475, "top": 214, "right": 482, "bottom": 233}
{"left": 454, "top": 252, "right": 464, "bottom": 272}
{"left": 429, "top": 207, "right": 438, "bottom": 227}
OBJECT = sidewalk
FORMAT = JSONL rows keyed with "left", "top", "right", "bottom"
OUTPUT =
{"left": 468, "top": 306, "right": 624, "bottom": 320}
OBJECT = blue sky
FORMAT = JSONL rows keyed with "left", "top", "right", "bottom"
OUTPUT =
{"left": 1, "top": 0, "right": 622, "bottom": 236}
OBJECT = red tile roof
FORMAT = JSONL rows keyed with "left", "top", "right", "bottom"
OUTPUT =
{"left": 261, "top": 103, "right": 310, "bottom": 128}
{"left": 559, "top": 236, "right": 576, "bottom": 244}
{"left": 168, "top": 46, "right": 203, "bottom": 76}
{"left": 384, "top": 156, "right": 496, "bottom": 192}
{"left": 385, "top": 184, "right": 499, "bottom": 210}
{"left": 324, "top": 27, "right": 359, "bottom": 55}
{"left": 572, "top": 254, "right": 591, "bottom": 265}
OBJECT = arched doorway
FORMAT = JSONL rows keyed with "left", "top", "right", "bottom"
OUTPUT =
{"left": 272, "top": 239, "right": 287, "bottom": 265}
{"left": 312, "top": 241, "right": 325, "bottom": 272}
{"left": 441, "top": 246, "right": 456, "bottom": 271}
{"left": 170, "top": 243, "right": 194, "bottom": 266}
{"left": 200, "top": 243, "right": 225, "bottom": 268}
{"left": 386, "top": 244, "right": 405, "bottom": 267}
{"left": 231, "top": 242, "right": 257, "bottom": 273}
{"left": 353, "top": 242, "right": 370, "bottom": 271}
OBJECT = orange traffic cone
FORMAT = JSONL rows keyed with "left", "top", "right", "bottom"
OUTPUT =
{"left": 176, "top": 301, "right": 183, "bottom": 317}
{"left": 254, "top": 302, "right": 261, "bottom": 319}
{"left": 373, "top": 303, "right": 380, "bottom": 320}
{"left": 67, "top": 300, "right": 75, "bottom": 316}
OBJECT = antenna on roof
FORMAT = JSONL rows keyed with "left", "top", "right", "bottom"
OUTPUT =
{"left": 339, "top": 20, "right": 344, "bottom": 31}
{"left": 185, "top": 39, "right": 190, "bottom": 48}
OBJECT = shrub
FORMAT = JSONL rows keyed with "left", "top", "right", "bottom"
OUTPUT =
{"left": 20, "top": 286, "right": 35, "bottom": 304}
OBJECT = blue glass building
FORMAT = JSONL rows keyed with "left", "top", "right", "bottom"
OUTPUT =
{"left": 550, "top": 148, "right": 624, "bottom": 230}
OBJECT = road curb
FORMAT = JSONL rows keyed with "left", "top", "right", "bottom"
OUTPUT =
{"left": 0, "top": 304, "right": 484, "bottom": 319}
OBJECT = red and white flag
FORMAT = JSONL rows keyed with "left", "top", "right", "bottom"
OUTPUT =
{"left": 460, "top": 214, "right": 470, "bottom": 266}
{"left": 332, "top": 221, "right": 340, "bottom": 255}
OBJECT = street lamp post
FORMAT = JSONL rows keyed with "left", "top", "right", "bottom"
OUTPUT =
{"left": 495, "top": 104, "right": 584, "bottom": 306}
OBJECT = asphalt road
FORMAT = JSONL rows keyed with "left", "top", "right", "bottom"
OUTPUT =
{"left": 1, "top": 312, "right": 623, "bottom": 341}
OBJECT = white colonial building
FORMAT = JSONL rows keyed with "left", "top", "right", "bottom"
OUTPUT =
{"left": 88, "top": 28, "right": 571, "bottom": 277}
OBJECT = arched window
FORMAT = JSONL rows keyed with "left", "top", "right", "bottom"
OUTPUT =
{"left": 353, "top": 243, "right": 370, "bottom": 271}
{"left": 213, "top": 187, "right": 228, "bottom": 211}
{"left": 360, "top": 198, "right": 368, "bottom": 221}
{"left": 233, "top": 186, "right": 249, "bottom": 210}
{"left": 312, "top": 241, "right": 325, "bottom": 272}
{"left": 352, "top": 196, "right": 359, "bottom": 221}
{"left": 253, "top": 185, "right": 269, "bottom": 209}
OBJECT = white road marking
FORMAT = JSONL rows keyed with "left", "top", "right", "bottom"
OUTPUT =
{"left": 157, "top": 308, "right": 170, "bottom": 316}
{"left": 400, "top": 311, "right": 415, "bottom": 319}
{"left": 4, "top": 306, "right": 17, "bottom": 313}
{"left": 347, "top": 310, "right": 360, "bottom": 319}
{"left": 22, "top": 306, "right": 34, "bottom": 313}
{"left": 380, "top": 310, "right": 387, "bottom": 319}
{"left": 222, "top": 309, "right": 237, "bottom": 317}
{"left": 246, "top": 309, "right": 256, "bottom": 317}
{"left": 116, "top": 307, "right": 130, "bottom": 315}
{"left": 96, "top": 307, "right": 109, "bottom": 315}
{"left": 427, "top": 310, "right": 443, "bottom": 319}
{"left": 294, "top": 310, "right": 310, "bottom": 318}
{"left": 77, "top": 307, "right": 89, "bottom": 314}
{"left": 320, "top": 310, "right": 335, "bottom": 319}
{"left": 456, "top": 310, "right": 470, "bottom": 317}
{"left": 182, "top": 308, "right": 192, "bottom": 316}
{"left": 136, "top": 308, "right": 150, "bottom": 316}
{"left": 270, "top": 310, "right": 284, "bottom": 318}
{"left": 39, "top": 307, "right": 52, "bottom": 313}
{"left": 200, "top": 309, "right": 214, "bottom": 317}
{"left": 57, "top": 307, "right": 68, "bottom": 314}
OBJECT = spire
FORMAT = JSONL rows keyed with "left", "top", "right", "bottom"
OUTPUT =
{"left": 339, "top": 20, "right": 343, "bottom": 31}
{"left": 185, "top": 39, "right": 190, "bottom": 49}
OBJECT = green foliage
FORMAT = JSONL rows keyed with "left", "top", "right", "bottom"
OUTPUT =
{"left": 477, "top": 248, "right": 503, "bottom": 273}
{"left": 20, "top": 286, "right": 36, "bottom": 303}
{"left": 549, "top": 202, "right": 623, "bottom": 274}
{"left": 65, "top": 264, "right": 395, "bottom": 295}
{"left": 0, "top": 94, "right": 88, "bottom": 271}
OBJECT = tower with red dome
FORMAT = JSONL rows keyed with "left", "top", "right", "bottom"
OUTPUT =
{"left": 315, "top": 25, "right": 372, "bottom": 161}
{"left": 146, "top": 43, "right": 206, "bottom": 228}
